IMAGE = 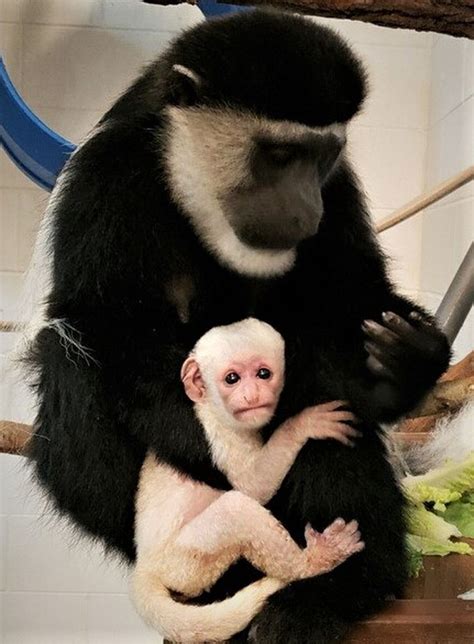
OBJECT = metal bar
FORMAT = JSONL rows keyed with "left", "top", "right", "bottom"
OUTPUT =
{"left": 436, "top": 243, "right": 474, "bottom": 344}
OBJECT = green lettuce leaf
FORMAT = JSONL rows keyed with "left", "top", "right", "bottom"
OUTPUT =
{"left": 403, "top": 452, "right": 474, "bottom": 510}
{"left": 440, "top": 500, "right": 474, "bottom": 538}
{"left": 405, "top": 538, "right": 424, "bottom": 577}
{"left": 407, "top": 504, "right": 461, "bottom": 540}
{"left": 407, "top": 533, "right": 473, "bottom": 557}
{"left": 404, "top": 484, "right": 462, "bottom": 511}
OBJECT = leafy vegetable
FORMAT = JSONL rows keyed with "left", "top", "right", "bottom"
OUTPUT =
{"left": 440, "top": 500, "right": 474, "bottom": 538}
{"left": 402, "top": 450, "right": 474, "bottom": 575}
{"left": 405, "top": 538, "right": 424, "bottom": 577}
{"left": 405, "top": 484, "right": 462, "bottom": 511}
{"left": 407, "top": 504, "right": 461, "bottom": 540}
{"left": 404, "top": 452, "right": 474, "bottom": 501}
{"left": 407, "top": 534, "right": 473, "bottom": 557}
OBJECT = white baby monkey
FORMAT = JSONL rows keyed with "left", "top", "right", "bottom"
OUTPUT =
{"left": 131, "top": 318, "right": 364, "bottom": 643}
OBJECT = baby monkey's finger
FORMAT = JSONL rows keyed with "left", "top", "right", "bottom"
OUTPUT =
{"left": 323, "top": 518, "right": 346, "bottom": 535}
{"left": 345, "top": 520, "right": 359, "bottom": 534}
{"left": 326, "top": 410, "right": 358, "bottom": 423}
{"left": 304, "top": 523, "right": 319, "bottom": 541}
{"left": 325, "top": 426, "right": 356, "bottom": 447}
{"left": 332, "top": 423, "right": 362, "bottom": 439}
{"left": 315, "top": 400, "right": 349, "bottom": 412}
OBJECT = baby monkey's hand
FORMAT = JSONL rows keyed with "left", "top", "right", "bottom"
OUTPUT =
{"left": 292, "top": 400, "right": 361, "bottom": 447}
{"left": 303, "top": 518, "right": 365, "bottom": 577}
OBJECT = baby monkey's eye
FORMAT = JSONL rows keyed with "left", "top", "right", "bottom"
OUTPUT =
{"left": 225, "top": 372, "right": 241, "bottom": 385}
{"left": 257, "top": 368, "right": 272, "bottom": 380}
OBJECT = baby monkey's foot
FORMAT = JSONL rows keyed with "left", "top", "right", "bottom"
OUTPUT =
{"left": 303, "top": 518, "right": 364, "bottom": 577}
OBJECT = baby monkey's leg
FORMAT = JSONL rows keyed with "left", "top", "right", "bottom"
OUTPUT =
{"left": 176, "top": 491, "right": 364, "bottom": 586}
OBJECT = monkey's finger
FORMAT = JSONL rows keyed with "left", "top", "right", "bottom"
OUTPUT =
{"left": 364, "top": 342, "right": 403, "bottom": 377}
{"left": 366, "top": 354, "right": 397, "bottom": 380}
{"left": 335, "top": 526, "right": 361, "bottom": 545}
{"left": 314, "top": 400, "right": 349, "bottom": 412}
{"left": 408, "top": 310, "right": 438, "bottom": 334}
{"left": 322, "top": 429, "right": 355, "bottom": 447}
{"left": 362, "top": 319, "right": 400, "bottom": 353}
{"left": 327, "top": 422, "right": 362, "bottom": 439}
{"left": 344, "top": 519, "right": 359, "bottom": 533}
{"left": 336, "top": 425, "right": 363, "bottom": 438}
{"left": 326, "top": 410, "right": 358, "bottom": 423}
{"left": 323, "top": 518, "right": 346, "bottom": 535}
{"left": 350, "top": 541, "right": 365, "bottom": 553}
{"left": 381, "top": 311, "right": 436, "bottom": 352}
{"left": 304, "top": 523, "right": 319, "bottom": 540}
{"left": 338, "top": 533, "right": 362, "bottom": 552}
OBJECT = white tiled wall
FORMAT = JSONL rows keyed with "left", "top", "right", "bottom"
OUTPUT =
{"left": 420, "top": 34, "right": 473, "bottom": 362}
{"left": 1, "top": 2, "right": 472, "bottom": 642}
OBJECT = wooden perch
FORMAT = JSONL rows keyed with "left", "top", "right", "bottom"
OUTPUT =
{"left": 407, "top": 376, "right": 474, "bottom": 417}
{"left": 0, "top": 320, "right": 20, "bottom": 332}
{"left": 399, "top": 351, "right": 474, "bottom": 432}
{"left": 0, "top": 420, "right": 33, "bottom": 455}
{"left": 144, "top": 0, "right": 474, "bottom": 38}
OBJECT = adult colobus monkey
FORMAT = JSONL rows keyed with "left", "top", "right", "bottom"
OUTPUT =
{"left": 26, "top": 9, "right": 450, "bottom": 643}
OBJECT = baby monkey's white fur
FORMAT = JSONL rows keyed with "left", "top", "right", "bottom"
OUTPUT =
{"left": 131, "top": 319, "right": 363, "bottom": 642}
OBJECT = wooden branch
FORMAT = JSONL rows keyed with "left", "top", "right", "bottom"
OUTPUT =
{"left": 262, "top": 0, "right": 474, "bottom": 39}
{"left": 0, "top": 320, "right": 21, "bottom": 332}
{"left": 407, "top": 376, "right": 474, "bottom": 418}
{"left": 376, "top": 166, "right": 474, "bottom": 233}
{"left": 0, "top": 420, "right": 33, "bottom": 455}
{"left": 399, "top": 351, "right": 474, "bottom": 432}
{"left": 144, "top": 0, "right": 474, "bottom": 38}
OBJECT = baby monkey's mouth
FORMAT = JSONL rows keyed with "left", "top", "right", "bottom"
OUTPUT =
{"left": 234, "top": 404, "right": 273, "bottom": 416}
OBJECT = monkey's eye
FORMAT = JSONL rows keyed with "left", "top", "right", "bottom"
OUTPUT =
{"left": 257, "top": 368, "right": 272, "bottom": 380}
{"left": 262, "top": 143, "right": 296, "bottom": 167}
{"left": 225, "top": 372, "right": 241, "bottom": 385}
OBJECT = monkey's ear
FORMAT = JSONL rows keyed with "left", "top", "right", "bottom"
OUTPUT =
{"left": 168, "top": 64, "right": 202, "bottom": 107}
{"left": 180, "top": 357, "right": 206, "bottom": 402}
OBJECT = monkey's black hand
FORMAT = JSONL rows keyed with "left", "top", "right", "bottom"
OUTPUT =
{"left": 361, "top": 311, "right": 450, "bottom": 417}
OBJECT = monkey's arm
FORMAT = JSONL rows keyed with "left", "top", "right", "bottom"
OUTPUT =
{"left": 135, "top": 459, "right": 362, "bottom": 597}
{"left": 173, "top": 492, "right": 362, "bottom": 595}
{"left": 299, "top": 163, "right": 451, "bottom": 424}
{"left": 314, "top": 298, "right": 451, "bottom": 425}
{"left": 222, "top": 403, "right": 358, "bottom": 505}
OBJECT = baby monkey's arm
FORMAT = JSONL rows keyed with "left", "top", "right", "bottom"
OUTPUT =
{"left": 227, "top": 401, "right": 360, "bottom": 504}
{"left": 174, "top": 491, "right": 364, "bottom": 596}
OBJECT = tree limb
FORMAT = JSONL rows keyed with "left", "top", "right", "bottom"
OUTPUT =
{"left": 144, "top": 0, "right": 474, "bottom": 38}
{"left": 406, "top": 376, "right": 474, "bottom": 418}
{"left": 0, "top": 421, "right": 33, "bottom": 455}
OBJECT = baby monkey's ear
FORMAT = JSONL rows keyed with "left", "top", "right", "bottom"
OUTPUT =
{"left": 180, "top": 357, "right": 206, "bottom": 402}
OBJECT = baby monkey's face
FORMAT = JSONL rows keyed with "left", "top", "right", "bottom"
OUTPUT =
{"left": 216, "top": 353, "right": 284, "bottom": 430}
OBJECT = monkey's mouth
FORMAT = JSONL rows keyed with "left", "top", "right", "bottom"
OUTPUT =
{"left": 234, "top": 404, "right": 273, "bottom": 417}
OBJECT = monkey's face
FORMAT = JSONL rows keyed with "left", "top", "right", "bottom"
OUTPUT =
{"left": 164, "top": 106, "right": 346, "bottom": 276}
{"left": 216, "top": 352, "right": 284, "bottom": 431}
{"left": 158, "top": 11, "right": 366, "bottom": 276}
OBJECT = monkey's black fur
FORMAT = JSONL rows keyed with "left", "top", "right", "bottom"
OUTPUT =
{"left": 29, "top": 11, "right": 450, "bottom": 643}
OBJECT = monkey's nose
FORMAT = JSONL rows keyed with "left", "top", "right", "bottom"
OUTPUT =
{"left": 243, "top": 389, "right": 260, "bottom": 406}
